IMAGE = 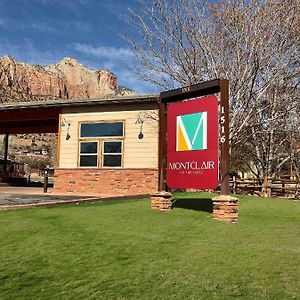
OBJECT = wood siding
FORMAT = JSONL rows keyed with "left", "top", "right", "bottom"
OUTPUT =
{"left": 58, "top": 103, "right": 159, "bottom": 169}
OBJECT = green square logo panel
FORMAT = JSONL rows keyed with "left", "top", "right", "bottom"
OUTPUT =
{"left": 176, "top": 112, "right": 207, "bottom": 151}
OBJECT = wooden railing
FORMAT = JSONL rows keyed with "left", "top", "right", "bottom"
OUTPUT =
{"left": 230, "top": 177, "right": 300, "bottom": 198}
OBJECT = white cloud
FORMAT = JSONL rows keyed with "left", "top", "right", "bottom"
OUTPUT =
{"left": 103, "top": 2, "right": 123, "bottom": 15}
{"left": 27, "top": 22, "right": 59, "bottom": 33}
{"left": 0, "top": 15, "right": 91, "bottom": 34}
{"left": 74, "top": 43, "right": 134, "bottom": 62}
{"left": 73, "top": 21, "right": 92, "bottom": 33}
{"left": 16, "top": 0, "right": 93, "bottom": 5}
{"left": 0, "top": 39, "right": 63, "bottom": 66}
{"left": 0, "top": 16, "right": 59, "bottom": 33}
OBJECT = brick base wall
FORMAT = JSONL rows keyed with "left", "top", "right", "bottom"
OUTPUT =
{"left": 54, "top": 168, "right": 158, "bottom": 196}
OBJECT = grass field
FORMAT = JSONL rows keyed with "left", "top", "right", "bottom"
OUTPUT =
{"left": 0, "top": 193, "right": 299, "bottom": 299}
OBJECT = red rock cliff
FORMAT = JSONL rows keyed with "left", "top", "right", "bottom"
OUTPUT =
{"left": 0, "top": 55, "right": 133, "bottom": 103}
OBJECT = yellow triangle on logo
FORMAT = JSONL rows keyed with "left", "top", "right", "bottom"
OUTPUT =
{"left": 177, "top": 122, "right": 189, "bottom": 151}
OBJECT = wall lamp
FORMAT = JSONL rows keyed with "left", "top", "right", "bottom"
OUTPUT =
{"left": 61, "top": 117, "right": 71, "bottom": 140}
{"left": 135, "top": 115, "right": 144, "bottom": 139}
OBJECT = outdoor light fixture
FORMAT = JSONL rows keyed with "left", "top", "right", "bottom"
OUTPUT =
{"left": 61, "top": 117, "right": 71, "bottom": 140}
{"left": 135, "top": 115, "right": 144, "bottom": 139}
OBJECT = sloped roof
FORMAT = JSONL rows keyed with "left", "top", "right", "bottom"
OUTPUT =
{"left": 0, "top": 94, "right": 159, "bottom": 111}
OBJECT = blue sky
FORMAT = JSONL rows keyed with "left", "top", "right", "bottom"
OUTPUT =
{"left": 0, "top": 0, "right": 158, "bottom": 94}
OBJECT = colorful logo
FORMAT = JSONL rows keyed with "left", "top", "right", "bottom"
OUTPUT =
{"left": 176, "top": 112, "right": 207, "bottom": 151}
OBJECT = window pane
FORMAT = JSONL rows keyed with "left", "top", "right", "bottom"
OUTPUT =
{"left": 81, "top": 122, "right": 123, "bottom": 137}
{"left": 80, "top": 155, "right": 98, "bottom": 167}
{"left": 80, "top": 142, "right": 98, "bottom": 154}
{"left": 103, "top": 155, "right": 122, "bottom": 167}
{"left": 104, "top": 141, "right": 122, "bottom": 153}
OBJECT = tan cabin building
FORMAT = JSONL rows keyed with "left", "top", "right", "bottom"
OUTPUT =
{"left": 0, "top": 94, "right": 160, "bottom": 196}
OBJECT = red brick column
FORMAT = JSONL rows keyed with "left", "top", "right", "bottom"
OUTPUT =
{"left": 151, "top": 192, "right": 173, "bottom": 211}
{"left": 212, "top": 195, "right": 239, "bottom": 223}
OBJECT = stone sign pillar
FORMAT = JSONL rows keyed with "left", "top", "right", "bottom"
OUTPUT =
{"left": 212, "top": 195, "right": 239, "bottom": 223}
{"left": 151, "top": 192, "right": 173, "bottom": 211}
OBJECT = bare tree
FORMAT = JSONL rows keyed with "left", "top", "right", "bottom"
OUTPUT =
{"left": 127, "top": 0, "right": 300, "bottom": 178}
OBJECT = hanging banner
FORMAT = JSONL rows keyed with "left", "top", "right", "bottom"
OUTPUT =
{"left": 166, "top": 96, "right": 219, "bottom": 189}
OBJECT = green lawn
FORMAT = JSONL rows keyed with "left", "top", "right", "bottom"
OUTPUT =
{"left": 0, "top": 193, "right": 299, "bottom": 299}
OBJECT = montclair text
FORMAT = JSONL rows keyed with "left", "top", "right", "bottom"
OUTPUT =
{"left": 169, "top": 161, "right": 215, "bottom": 171}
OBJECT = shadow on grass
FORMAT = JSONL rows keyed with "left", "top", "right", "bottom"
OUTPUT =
{"left": 172, "top": 198, "right": 213, "bottom": 213}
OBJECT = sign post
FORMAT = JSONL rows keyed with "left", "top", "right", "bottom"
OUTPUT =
{"left": 153, "top": 79, "right": 238, "bottom": 223}
{"left": 219, "top": 80, "right": 230, "bottom": 195}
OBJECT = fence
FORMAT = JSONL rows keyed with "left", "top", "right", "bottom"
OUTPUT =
{"left": 231, "top": 177, "right": 300, "bottom": 198}
{"left": 0, "top": 159, "right": 25, "bottom": 182}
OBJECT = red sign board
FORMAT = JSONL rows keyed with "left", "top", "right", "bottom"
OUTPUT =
{"left": 166, "top": 96, "right": 219, "bottom": 189}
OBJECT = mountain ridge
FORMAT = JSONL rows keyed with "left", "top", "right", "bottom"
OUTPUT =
{"left": 0, "top": 55, "right": 134, "bottom": 104}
